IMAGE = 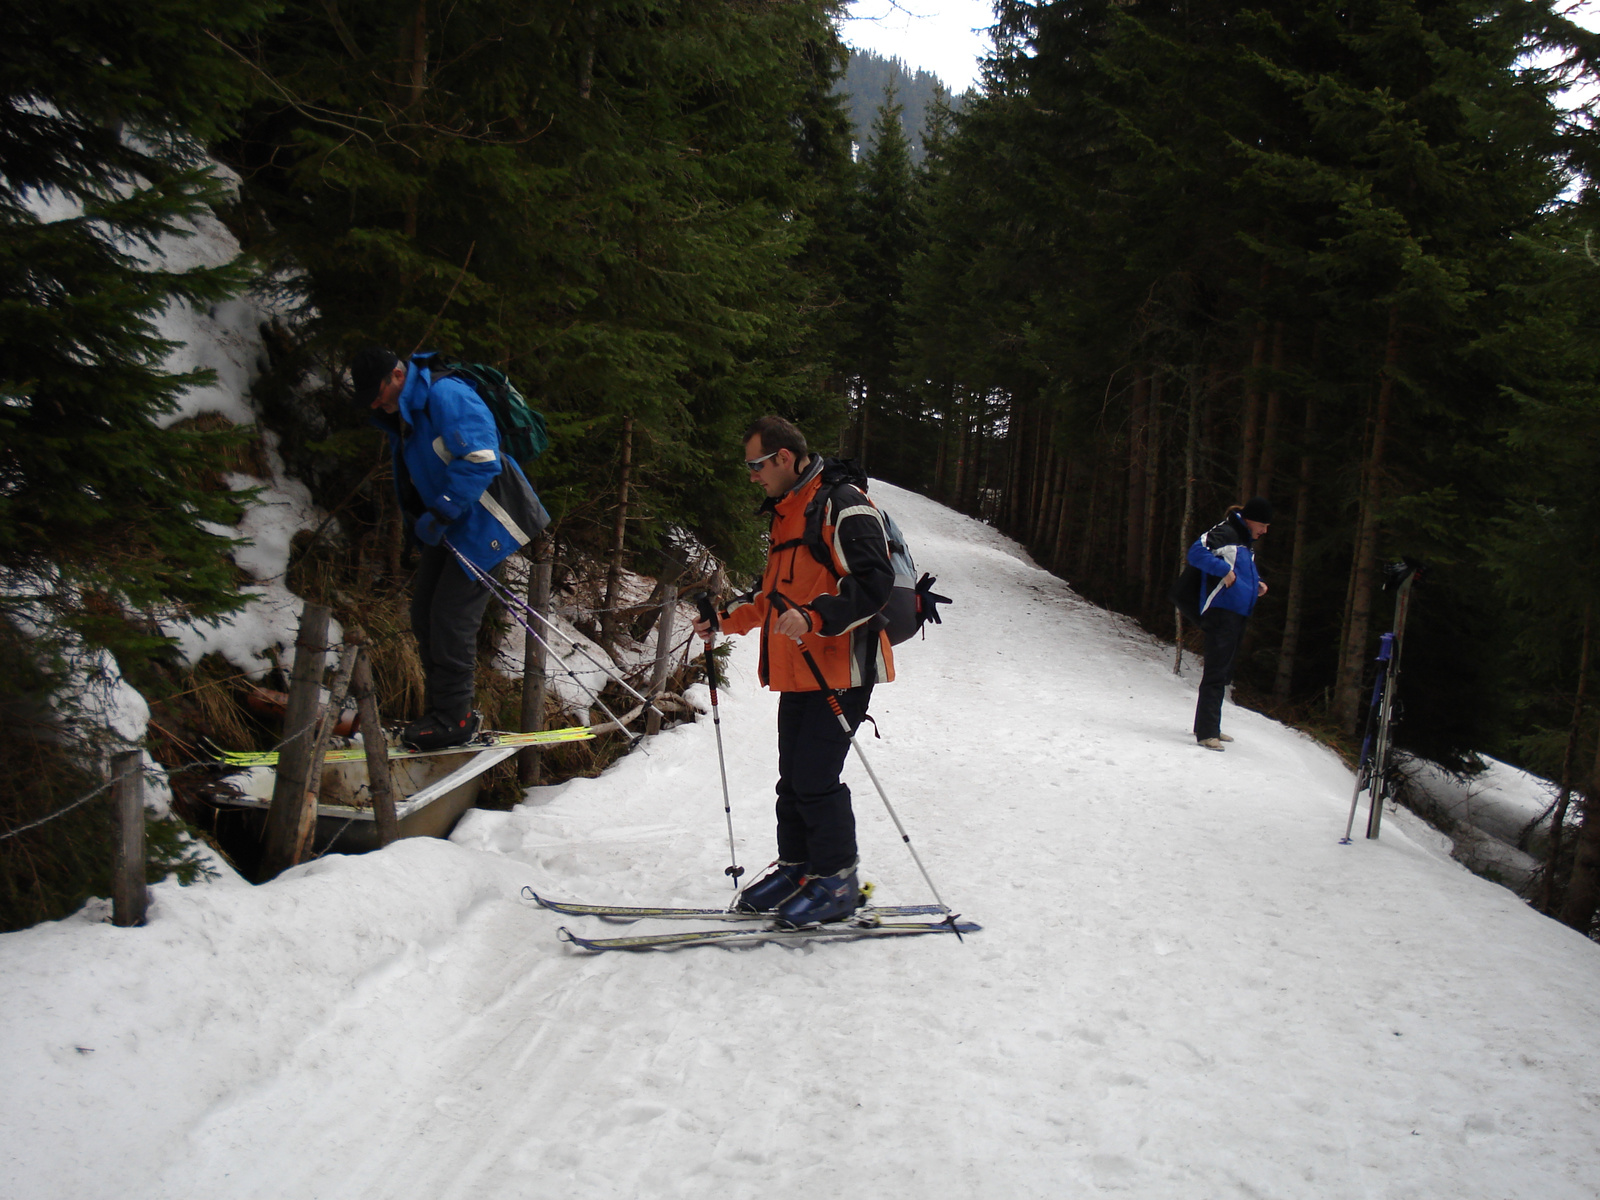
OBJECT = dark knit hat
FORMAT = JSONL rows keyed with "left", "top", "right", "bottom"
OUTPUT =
{"left": 350, "top": 347, "right": 401, "bottom": 407}
{"left": 1240, "top": 496, "right": 1274, "bottom": 524}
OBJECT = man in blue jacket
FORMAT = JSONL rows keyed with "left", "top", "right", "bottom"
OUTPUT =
{"left": 1187, "top": 498, "right": 1271, "bottom": 751}
{"left": 351, "top": 348, "right": 547, "bottom": 750}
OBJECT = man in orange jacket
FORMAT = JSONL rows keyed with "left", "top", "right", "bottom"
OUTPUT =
{"left": 691, "top": 415, "right": 895, "bottom": 926}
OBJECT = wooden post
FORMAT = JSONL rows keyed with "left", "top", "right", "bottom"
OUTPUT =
{"left": 518, "top": 539, "right": 553, "bottom": 786}
{"left": 258, "top": 603, "right": 330, "bottom": 881}
{"left": 349, "top": 646, "right": 399, "bottom": 848}
{"left": 111, "top": 751, "right": 148, "bottom": 927}
{"left": 294, "top": 632, "right": 361, "bottom": 863}
{"left": 645, "top": 568, "right": 683, "bottom": 737}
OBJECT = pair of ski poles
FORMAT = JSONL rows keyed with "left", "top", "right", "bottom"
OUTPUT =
{"left": 443, "top": 540, "right": 667, "bottom": 742}
{"left": 695, "top": 591, "right": 960, "bottom": 935}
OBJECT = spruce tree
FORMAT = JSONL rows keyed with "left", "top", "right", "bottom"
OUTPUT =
{"left": 2, "top": 0, "right": 275, "bottom": 671}
{"left": 223, "top": 0, "right": 854, "bottom": 583}
{"left": 1, "top": 0, "right": 276, "bottom": 929}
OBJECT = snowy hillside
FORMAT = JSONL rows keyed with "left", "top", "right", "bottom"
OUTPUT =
{"left": 4, "top": 484, "right": 1600, "bottom": 1199}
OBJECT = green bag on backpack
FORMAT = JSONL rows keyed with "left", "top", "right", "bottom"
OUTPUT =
{"left": 430, "top": 357, "right": 549, "bottom": 471}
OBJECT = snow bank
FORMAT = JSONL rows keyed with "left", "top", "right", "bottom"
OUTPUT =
{"left": 1401, "top": 755, "right": 1559, "bottom": 890}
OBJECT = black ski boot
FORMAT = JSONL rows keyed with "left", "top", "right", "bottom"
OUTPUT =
{"left": 402, "top": 709, "right": 481, "bottom": 751}
{"left": 775, "top": 862, "right": 862, "bottom": 927}
{"left": 733, "top": 861, "right": 805, "bottom": 913}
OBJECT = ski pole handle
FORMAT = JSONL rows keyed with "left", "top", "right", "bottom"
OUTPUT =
{"left": 692, "top": 592, "right": 721, "bottom": 691}
{"left": 692, "top": 591, "right": 719, "bottom": 633}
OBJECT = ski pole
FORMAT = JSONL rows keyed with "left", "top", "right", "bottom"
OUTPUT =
{"left": 692, "top": 594, "right": 743, "bottom": 891}
{"left": 770, "top": 597, "right": 961, "bottom": 938}
{"left": 441, "top": 539, "right": 642, "bottom": 739}
{"left": 443, "top": 539, "right": 667, "bottom": 723}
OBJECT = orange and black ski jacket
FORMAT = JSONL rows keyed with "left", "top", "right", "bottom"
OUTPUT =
{"left": 719, "top": 457, "right": 895, "bottom": 692}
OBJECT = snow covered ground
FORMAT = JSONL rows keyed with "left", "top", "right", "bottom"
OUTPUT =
{"left": 5, "top": 483, "right": 1600, "bottom": 1200}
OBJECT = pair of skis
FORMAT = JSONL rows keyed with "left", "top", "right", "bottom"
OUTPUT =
{"left": 217, "top": 726, "right": 594, "bottom": 767}
{"left": 1342, "top": 560, "right": 1422, "bottom": 843}
{"left": 524, "top": 888, "right": 978, "bottom": 952}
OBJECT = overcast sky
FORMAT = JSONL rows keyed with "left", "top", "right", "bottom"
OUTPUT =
{"left": 841, "top": 0, "right": 997, "bottom": 93}
{"left": 840, "top": 1, "right": 1600, "bottom": 100}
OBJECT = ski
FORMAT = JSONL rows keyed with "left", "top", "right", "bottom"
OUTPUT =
{"left": 557, "top": 918, "right": 980, "bottom": 952}
{"left": 218, "top": 726, "right": 594, "bottom": 767}
{"left": 523, "top": 887, "right": 945, "bottom": 922}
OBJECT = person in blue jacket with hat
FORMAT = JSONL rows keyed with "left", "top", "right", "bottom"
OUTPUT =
{"left": 1187, "top": 498, "right": 1271, "bottom": 751}
{"left": 350, "top": 347, "right": 548, "bottom": 750}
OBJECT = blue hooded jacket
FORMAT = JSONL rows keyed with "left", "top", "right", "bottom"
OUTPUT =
{"left": 1186, "top": 511, "right": 1262, "bottom": 618}
{"left": 374, "top": 354, "right": 543, "bottom": 572}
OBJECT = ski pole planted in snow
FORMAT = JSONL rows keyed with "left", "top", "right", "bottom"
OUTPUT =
{"left": 692, "top": 593, "right": 743, "bottom": 889}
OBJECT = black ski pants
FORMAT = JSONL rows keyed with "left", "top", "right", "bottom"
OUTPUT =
{"left": 410, "top": 544, "right": 493, "bottom": 719}
{"left": 1193, "top": 608, "right": 1249, "bottom": 741}
{"left": 774, "top": 685, "right": 872, "bottom": 876}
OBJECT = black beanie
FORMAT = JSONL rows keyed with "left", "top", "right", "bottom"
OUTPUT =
{"left": 350, "top": 347, "right": 401, "bottom": 406}
{"left": 1240, "top": 496, "right": 1273, "bottom": 524}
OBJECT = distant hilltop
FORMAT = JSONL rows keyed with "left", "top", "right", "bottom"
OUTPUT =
{"left": 838, "top": 48, "right": 971, "bottom": 163}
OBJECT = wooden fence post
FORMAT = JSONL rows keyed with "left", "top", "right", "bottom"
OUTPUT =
{"left": 349, "top": 644, "right": 399, "bottom": 847}
{"left": 645, "top": 568, "right": 683, "bottom": 737}
{"left": 293, "top": 632, "right": 361, "bottom": 863}
{"left": 518, "top": 539, "right": 553, "bottom": 786}
{"left": 258, "top": 603, "right": 330, "bottom": 881}
{"left": 111, "top": 751, "right": 148, "bottom": 927}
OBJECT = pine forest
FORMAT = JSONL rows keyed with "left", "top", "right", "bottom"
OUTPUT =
{"left": 6, "top": 0, "right": 1600, "bottom": 939}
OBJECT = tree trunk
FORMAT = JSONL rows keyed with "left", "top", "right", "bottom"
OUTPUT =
{"left": 1028, "top": 407, "right": 1050, "bottom": 544}
{"left": 1557, "top": 720, "right": 1600, "bottom": 935}
{"left": 1541, "top": 599, "right": 1593, "bottom": 913}
{"left": 1238, "top": 284, "right": 1270, "bottom": 500}
{"left": 1335, "top": 307, "right": 1402, "bottom": 730}
{"left": 402, "top": 2, "right": 428, "bottom": 238}
{"left": 1256, "top": 321, "right": 1285, "bottom": 503}
{"left": 1053, "top": 456, "right": 1075, "bottom": 569}
{"left": 600, "top": 415, "right": 633, "bottom": 649}
{"left": 518, "top": 539, "right": 553, "bottom": 786}
{"left": 1274, "top": 388, "right": 1317, "bottom": 703}
{"left": 1126, "top": 367, "right": 1149, "bottom": 584}
{"left": 576, "top": 4, "right": 597, "bottom": 100}
{"left": 1140, "top": 373, "right": 1163, "bottom": 612}
{"left": 1174, "top": 371, "right": 1201, "bottom": 671}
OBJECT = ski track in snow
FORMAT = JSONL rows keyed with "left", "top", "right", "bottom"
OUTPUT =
{"left": 6, "top": 483, "right": 1600, "bottom": 1199}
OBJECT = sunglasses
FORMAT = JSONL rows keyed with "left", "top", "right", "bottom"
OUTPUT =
{"left": 744, "top": 450, "right": 780, "bottom": 472}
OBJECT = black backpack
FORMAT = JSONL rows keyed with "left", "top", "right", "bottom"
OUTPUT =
{"left": 778, "top": 459, "right": 950, "bottom": 646}
{"left": 1169, "top": 563, "right": 1205, "bottom": 624}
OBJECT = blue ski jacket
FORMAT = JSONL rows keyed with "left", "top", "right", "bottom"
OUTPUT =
{"left": 1186, "top": 512, "right": 1262, "bottom": 618}
{"left": 373, "top": 354, "right": 541, "bottom": 572}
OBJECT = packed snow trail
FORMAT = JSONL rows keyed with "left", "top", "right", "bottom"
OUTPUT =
{"left": 5, "top": 483, "right": 1600, "bottom": 1199}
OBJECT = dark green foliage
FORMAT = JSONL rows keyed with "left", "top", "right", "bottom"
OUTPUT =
{"left": 890, "top": 0, "right": 1600, "bottom": 774}
{"left": 1, "top": 1, "right": 276, "bottom": 923}
{"left": 840, "top": 91, "right": 923, "bottom": 476}
{"left": 2, "top": 0, "right": 276, "bottom": 654}
{"left": 220, "top": 0, "right": 856, "bottom": 582}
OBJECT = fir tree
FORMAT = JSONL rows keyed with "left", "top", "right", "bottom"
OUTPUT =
{"left": 222, "top": 0, "right": 854, "bottom": 586}
{"left": 1, "top": 0, "right": 275, "bottom": 669}
{"left": 1, "top": 0, "right": 276, "bottom": 928}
